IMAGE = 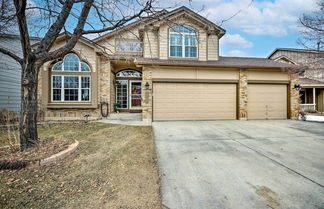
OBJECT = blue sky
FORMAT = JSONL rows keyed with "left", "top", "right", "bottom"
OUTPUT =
{"left": 28, "top": 0, "right": 319, "bottom": 58}
{"left": 159, "top": 0, "right": 318, "bottom": 57}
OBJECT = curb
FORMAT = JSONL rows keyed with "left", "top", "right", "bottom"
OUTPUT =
{"left": 0, "top": 140, "right": 79, "bottom": 170}
{"left": 40, "top": 140, "right": 79, "bottom": 166}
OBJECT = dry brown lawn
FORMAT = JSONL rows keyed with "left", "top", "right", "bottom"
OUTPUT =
{"left": 0, "top": 122, "right": 161, "bottom": 209}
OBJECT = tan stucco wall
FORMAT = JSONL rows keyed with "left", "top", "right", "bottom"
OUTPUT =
{"left": 152, "top": 67, "right": 239, "bottom": 80}
{"left": 247, "top": 70, "right": 289, "bottom": 81}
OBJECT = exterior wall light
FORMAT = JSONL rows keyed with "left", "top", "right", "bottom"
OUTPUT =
{"left": 145, "top": 82, "right": 150, "bottom": 90}
{"left": 294, "top": 84, "right": 301, "bottom": 91}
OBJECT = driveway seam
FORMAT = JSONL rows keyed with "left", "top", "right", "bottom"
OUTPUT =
{"left": 232, "top": 138, "right": 324, "bottom": 189}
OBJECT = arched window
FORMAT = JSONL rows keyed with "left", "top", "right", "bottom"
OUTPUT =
{"left": 169, "top": 26, "right": 198, "bottom": 58}
{"left": 51, "top": 53, "right": 91, "bottom": 102}
{"left": 116, "top": 70, "right": 142, "bottom": 77}
{"left": 52, "top": 53, "right": 90, "bottom": 72}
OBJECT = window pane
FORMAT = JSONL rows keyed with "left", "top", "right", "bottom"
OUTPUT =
{"left": 52, "top": 76, "right": 62, "bottom": 88}
{"left": 64, "top": 76, "right": 79, "bottom": 88}
{"left": 81, "top": 77, "right": 90, "bottom": 88}
{"left": 52, "top": 62, "right": 62, "bottom": 71}
{"left": 170, "top": 26, "right": 195, "bottom": 33}
{"left": 116, "top": 80, "right": 128, "bottom": 108}
{"left": 81, "top": 89, "right": 90, "bottom": 101}
{"left": 81, "top": 62, "right": 90, "bottom": 72}
{"left": 116, "top": 70, "right": 142, "bottom": 77}
{"left": 64, "top": 89, "right": 78, "bottom": 101}
{"left": 185, "top": 47, "right": 197, "bottom": 58}
{"left": 64, "top": 54, "right": 79, "bottom": 71}
{"left": 170, "top": 46, "right": 182, "bottom": 57}
{"left": 53, "top": 89, "right": 61, "bottom": 101}
{"left": 170, "top": 34, "right": 182, "bottom": 45}
{"left": 116, "top": 41, "right": 142, "bottom": 52}
{"left": 185, "top": 35, "right": 197, "bottom": 46}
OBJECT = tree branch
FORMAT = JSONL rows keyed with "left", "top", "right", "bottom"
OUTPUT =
{"left": 13, "top": 0, "right": 31, "bottom": 61}
{"left": 82, "top": 0, "right": 153, "bottom": 34}
{"left": 35, "top": 0, "right": 75, "bottom": 54}
{"left": 38, "top": 0, "right": 94, "bottom": 63}
{"left": 0, "top": 47, "right": 23, "bottom": 65}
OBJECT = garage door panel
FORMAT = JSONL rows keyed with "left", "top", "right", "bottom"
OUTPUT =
{"left": 153, "top": 83, "right": 237, "bottom": 121}
{"left": 248, "top": 84, "right": 287, "bottom": 119}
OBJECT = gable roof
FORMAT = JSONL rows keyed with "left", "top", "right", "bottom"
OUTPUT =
{"left": 31, "top": 32, "right": 102, "bottom": 51}
{"left": 92, "top": 10, "right": 168, "bottom": 43}
{"left": 146, "top": 6, "right": 226, "bottom": 37}
{"left": 272, "top": 55, "right": 298, "bottom": 65}
{"left": 93, "top": 6, "right": 226, "bottom": 43}
{"left": 268, "top": 48, "right": 324, "bottom": 59}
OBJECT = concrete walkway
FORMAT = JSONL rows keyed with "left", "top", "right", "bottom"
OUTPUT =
{"left": 98, "top": 113, "right": 151, "bottom": 126}
{"left": 153, "top": 120, "right": 324, "bottom": 209}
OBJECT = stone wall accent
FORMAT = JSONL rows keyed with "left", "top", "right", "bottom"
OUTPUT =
{"left": 289, "top": 73, "right": 300, "bottom": 119}
{"left": 142, "top": 67, "right": 153, "bottom": 122}
{"left": 44, "top": 108, "right": 101, "bottom": 121}
{"left": 239, "top": 69, "right": 248, "bottom": 120}
{"left": 99, "top": 57, "right": 112, "bottom": 114}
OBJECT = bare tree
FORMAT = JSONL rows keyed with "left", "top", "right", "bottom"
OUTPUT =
{"left": 0, "top": 0, "right": 156, "bottom": 151}
{"left": 298, "top": 0, "right": 324, "bottom": 50}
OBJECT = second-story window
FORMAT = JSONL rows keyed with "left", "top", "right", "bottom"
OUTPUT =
{"left": 169, "top": 26, "right": 198, "bottom": 58}
{"left": 116, "top": 40, "right": 142, "bottom": 52}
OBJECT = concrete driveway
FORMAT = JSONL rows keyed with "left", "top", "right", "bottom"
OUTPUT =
{"left": 153, "top": 120, "right": 324, "bottom": 209}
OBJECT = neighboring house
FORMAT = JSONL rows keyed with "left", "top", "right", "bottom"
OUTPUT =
{"left": 0, "top": 34, "right": 40, "bottom": 113}
{"left": 268, "top": 48, "right": 324, "bottom": 113}
{"left": 36, "top": 6, "right": 299, "bottom": 122}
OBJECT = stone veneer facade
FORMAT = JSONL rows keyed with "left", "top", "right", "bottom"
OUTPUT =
{"left": 238, "top": 69, "right": 248, "bottom": 120}
{"left": 289, "top": 73, "right": 301, "bottom": 119}
{"left": 141, "top": 67, "right": 153, "bottom": 122}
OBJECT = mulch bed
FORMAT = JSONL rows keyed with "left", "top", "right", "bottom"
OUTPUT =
{"left": 0, "top": 138, "right": 74, "bottom": 170}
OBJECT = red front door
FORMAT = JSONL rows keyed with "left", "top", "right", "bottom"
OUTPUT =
{"left": 130, "top": 81, "right": 141, "bottom": 107}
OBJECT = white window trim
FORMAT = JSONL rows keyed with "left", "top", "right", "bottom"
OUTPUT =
{"left": 51, "top": 75, "right": 91, "bottom": 103}
{"left": 51, "top": 53, "right": 91, "bottom": 72}
{"left": 115, "top": 80, "right": 128, "bottom": 109}
{"left": 169, "top": 26, "right": 198, "bottom": 58}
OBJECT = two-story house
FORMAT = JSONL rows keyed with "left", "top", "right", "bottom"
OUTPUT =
{"left": 268, "top": 48, "right": 324, "bottom": 113}
{"left": 37, "top": 6, "right": 299, "bottom": 122}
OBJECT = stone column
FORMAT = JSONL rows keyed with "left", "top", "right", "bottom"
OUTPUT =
{"left": 142, "top": 67, "right": 153, "bottom": 122}
{"left": 239, "top": 69, "right": 248, "bottom": 120}
{"left": 289, "top": 73, "right": 300, "bottom": 119}
{"left": 99, "top": 57, "right": 111, "bottom": 115}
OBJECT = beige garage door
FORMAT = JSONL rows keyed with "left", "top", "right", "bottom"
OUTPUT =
{"left": 248, "top": 84, "right": 287, "bottom": 119}
{"left": 153, "top": 83, "right": 237, "bottom": 121}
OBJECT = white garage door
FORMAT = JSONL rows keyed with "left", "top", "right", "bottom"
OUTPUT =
{"left": 248, "top": 84, "right": 287, "bottom": 119}
{"left": 153, "top": 83, "right": 237, "bottom": 121}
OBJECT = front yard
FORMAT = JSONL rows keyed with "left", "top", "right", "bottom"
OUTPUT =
{"left": 0, "top": 123, "right": 161, "bottom": 209}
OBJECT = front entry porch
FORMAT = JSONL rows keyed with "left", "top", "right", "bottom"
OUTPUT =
{"left": 98, "top": 113, "right": 151, "bottom": 126}
{"left": 300, "top": 87, "right": 324, "bottom": 113}
{"left": 109, "top": 60, "right": 144, "bottom": 114}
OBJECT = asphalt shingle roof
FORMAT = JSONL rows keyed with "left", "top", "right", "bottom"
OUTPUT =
{"left": 135, "top": 56, "right": 298, "bottom": 69}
